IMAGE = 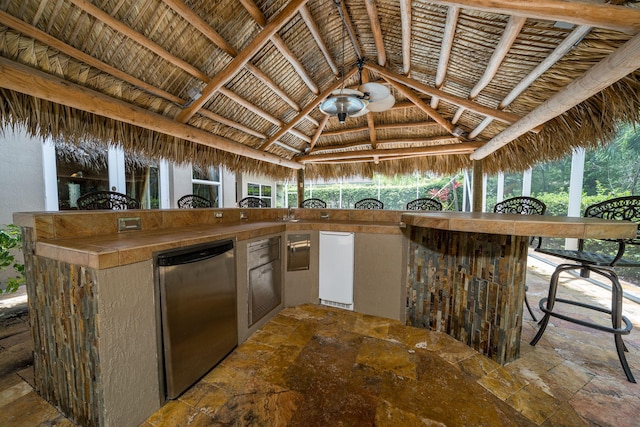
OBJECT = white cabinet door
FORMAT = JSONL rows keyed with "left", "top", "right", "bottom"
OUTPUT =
{"left": 319, "top": 231, "right": 354, "bottom": 310}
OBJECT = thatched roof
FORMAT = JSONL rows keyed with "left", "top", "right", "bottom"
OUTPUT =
{"left": 1, "top": 0, "right": 639, "bottom": 180}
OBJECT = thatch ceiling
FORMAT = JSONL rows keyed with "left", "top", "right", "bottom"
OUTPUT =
{"left": 0, "top": 0, "right": 639, "bottom": 180}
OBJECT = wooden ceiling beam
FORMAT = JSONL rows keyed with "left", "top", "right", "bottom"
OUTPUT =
{"left": 298, "top": 142, "right": 484, "bottom": 162}
{"left": 430, "top": 6, "right": 459, "bottom": 109}
{"left": 69, "top": 0, "right": 209, "bottom": 81}
{"left": 300, "top": 5, "right": 339, "bottom": 76}
{"left": 452, "top": 15, "right": 526, "bottom": 124}
{"left": 471, "top": 31, "right": 640, "bottom": 160}
{"left": 399, "top": 0, "right": 411, "bottom": 75}
{"left": 336, "top": 0, "right": 363, "bottom": 59}
{"left": 383, "top": 77, "right": 454, "bottom": 133}
{"left": 321, "top": 121, "right": 441, "bottom": 137}
{"left": 239, "top": 0, "right": 318, "bottom": 94}
{"left": 312, "top": 135, "right": 461, "bottom": 152}
{"left": 162, "top": 0, "right": 300, "bottom": 111}
{"left": 468, "top": 24, "right": 592, "bottom": 139}
{"left": 177, "top": 0, "right": 309, "bottom": 123}
{"left": 0, "top": 57, "right": 302, "bottom": 169}
{"left": 0, "top": 11, "right": 272, "bottom": 142}
{"left": 423, "top": 0, "right": 640, "bottom": 34}
{"left": 368, "top": 63, "right": 540, "bottom": 131}
{"left": 259, "top": 67, "right": 359, "bottom": 151}
{"left": 218, "top": 87, "right": 283, "bottom": 126}
{"left": 365, "top": 0, "right": 386, "bottom": 66}
{"left": 309, "top": 115, "right": 329, "bottom": 151}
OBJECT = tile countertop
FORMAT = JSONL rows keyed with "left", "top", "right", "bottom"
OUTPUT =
{"left": 402, "top": 211, "right": 638, "bottom": 240}
{"left": 19, "top": 210, "right": 637, "bottom": 270}
{"left": 33, "top": 219, "right": 404, "bottom": 269}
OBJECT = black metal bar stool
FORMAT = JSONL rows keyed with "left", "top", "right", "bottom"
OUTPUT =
{"left": 532, "top": 196, "right": 640, "bottom": 383}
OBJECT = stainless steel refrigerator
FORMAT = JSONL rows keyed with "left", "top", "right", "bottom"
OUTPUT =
{"left": 156, "top": 240, "right": 237, "bottom": 400}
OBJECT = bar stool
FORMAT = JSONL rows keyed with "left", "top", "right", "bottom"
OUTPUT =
{"left": 532, "top": 196, "right": 640, "bottom": 383}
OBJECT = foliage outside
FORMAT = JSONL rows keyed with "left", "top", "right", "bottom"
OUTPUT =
{"left": 0, "top": 224, "right": 25, "bottom": 294}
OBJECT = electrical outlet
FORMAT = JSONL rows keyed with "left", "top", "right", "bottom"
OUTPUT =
{"left": 214, "top": 211, "right": 223, "bottom": 218}
{"left": 118, "top": 217, "right": 141, "bottom": 232}
{"left": 240, "top": 211, "right": 248, "bottom": 220}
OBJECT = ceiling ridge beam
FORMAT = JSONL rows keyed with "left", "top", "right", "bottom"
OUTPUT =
{"left": 365, "top": 0, "right": 386, "bottom": 66}
{"left": 470, "top": 31, "right": 640, "bottom": 160}
{"left": 163, "top": 0, "right": 301, "bottom": 111}
{"left": 259, "top": 66, "right": 359, "bottom": 151}
{"left": 177, "top": 0, "right": 309, "bottom": 123}
{"left": 0, "top": 11, "right": 270, "bottom": 142}
{"left": 469, "top": 24, "right": 592, "bottom": 139}
{"left": 299, "top": 141, "right": 484, "bottom": 162}
{"left": 239, "top": 0, "right": 319, "bottom": 94}
{"left": 0, "top": 56, "right": 302, "bottom": 169}
{"left": 422, "top": 0, "right": 640, "bottom": 34}
{"left": 368, "top": 63, "right": 541, "bottom": 132}
{"left": 452, "top": 15, "right": 526, "bottom": 124}
{"left": 321, "top": 121, "right": 441, "bottom": 137}
{"left": 300, "top": 5, "right": 339, "bottom": 75}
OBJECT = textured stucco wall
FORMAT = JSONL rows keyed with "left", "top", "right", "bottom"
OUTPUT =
{"left": 284, "top": 230, "right": 319, "bottom": 307}
{"left": 0, "top": 126, "right": 45, "bottom": 225}
{"left": 97, "top": 260, "right": 160, "bottom": 427}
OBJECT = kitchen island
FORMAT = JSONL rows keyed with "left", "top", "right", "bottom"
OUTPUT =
{"left": 14, "top": 208, "right": 636, "bottom": 427}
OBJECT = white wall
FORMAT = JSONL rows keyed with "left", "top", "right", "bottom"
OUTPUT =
{"left": 222, "top": 168, "right": 236, "bottom": 207}
{"left": 168, "top": 163, "right": 193, "bottom": 208}
{"left": 235, "top": 172, "right": 276, "bottom": 206}
{"left": 0, "top": 126, "right": 46, "bottom": 225}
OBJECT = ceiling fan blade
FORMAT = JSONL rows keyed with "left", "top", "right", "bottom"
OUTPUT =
{"left": 366, "top": 94, "right": 395, "bottom": 112}
{"left": 349, "top": 106, "right": 369, "bottom": 117}
{"left": 359, "top": 82, "right": 390, "bottom": 101}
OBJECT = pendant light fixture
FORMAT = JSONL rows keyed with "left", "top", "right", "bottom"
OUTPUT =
{"left": 319, "top": 2, "right": 367, "bottom": 124}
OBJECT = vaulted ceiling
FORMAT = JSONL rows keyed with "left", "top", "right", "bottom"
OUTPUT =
{"left": 1, "top": 0, "right": 639, "bottom": 179}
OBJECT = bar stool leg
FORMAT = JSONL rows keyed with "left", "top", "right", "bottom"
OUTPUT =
{"left": 530, "top": 263, "right": 566, "bottom": 346}
{"left": 524, "top": 286, "right": 538, "bottom": 322}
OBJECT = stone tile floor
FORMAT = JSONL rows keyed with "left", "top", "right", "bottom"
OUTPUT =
{"left": 1, "top": 252, "right": 640, "bottom": 426}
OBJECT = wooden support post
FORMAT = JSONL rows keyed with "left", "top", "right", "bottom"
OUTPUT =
{"left": 297, "top": 169, "right": 305, "bottom": 207}
{"left": 472, "top": 160, "right": 484, "bottom": 213}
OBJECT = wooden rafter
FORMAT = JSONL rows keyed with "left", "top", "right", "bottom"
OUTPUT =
{"left": 452, "top": 15, "right": 526, "bottom": 124}
{"left": 321, "top": 121, "right": 441, "bottom": 137}
{"left": 399, "top": 0, "right": 411, "bottom": 75}
{"left": 239, "top": 0, "right": 318, "bottom": 94}
{"left": 300, "top": 5, "right": 339, "bottom": 76}
{"left": 468, "top": 25, "right": 592, "bottom": 139}
{"left": 312, "top": 136, "right": 461, "bottom": 152}
{"left": 0, "top": 57, "right": 302, "bottom": 169}
{"left": 423, "top": 0, "right": 640, "bottom": 34}
{"left": 368, "top": 63, "right": 541, "bottom": 132}
{"left": 364, "top": 0, "right": 386, "bottom": 66}
{"left": 430, "top": 6, "right": 459, "bottom": 109}
{"left": 309, "top": 114, "right": 329, "bottom": 151}
{"left": 162, "top": 0, "right": 300, "bottom": 111}
{"left": 0, "top": 11, "right": 272, "bottom": 142}
{"left": 298, "top": 142, "right": 484, "bottom": 162}
{"left": 259, "top": 67, "right": 359, "bottom": 151}
{"left": 336, "top": 0, "right": 363, "bottom": 59}
{"left": 177, "top": 0, "right": 309, "bottom": 123}
{"left": 383, "top": 78, "right": 454, "bottom": 133}
{"left": 471, "top": 32, "right": 640, "bottom": 159}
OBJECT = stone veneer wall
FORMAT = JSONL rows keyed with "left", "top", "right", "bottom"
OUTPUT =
{"left": 406, "top": 226, "right": 528, "bottom": 364}
{"left": 22, "top": 227, "right": 102, "bottom": 426}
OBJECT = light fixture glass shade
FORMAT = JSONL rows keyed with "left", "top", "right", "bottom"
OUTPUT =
{"left": 319, "top": 90, "right": 367, "bottom": 124}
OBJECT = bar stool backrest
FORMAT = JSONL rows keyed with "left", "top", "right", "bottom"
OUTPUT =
{"left": 354, "top": 198, "right": 384, "bottom": 210}
{"left": 406, "top": 198, "right": 442, "bottom": 211}
{"left": 493, "top": 196, "right": 546, "bottom": 216}
{"left": 77, "top": 191, "right": 140, "bottom": 210}
{"left": 238, "top": 197, "right": 268, "bottom": 208}
{"left": 583, "top": 196, "right": 640, "bottom": 246}
{"left": 177, "top": 194, "right": 213, "bottom": 208}
{"left": 301, "top": 198, "right": 327, "bottom": 208}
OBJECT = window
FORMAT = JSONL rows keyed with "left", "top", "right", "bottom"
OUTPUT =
{"left": 247, "top": 183, "right": 272, "bottom": 207}
{"left": 55, "top": 140, "right": 109, "bottom": 209}
{"left": 192, "top": 166, "right": 221, "bottom": 207}
{"left": 126, "top": 158, "right": 159, "bottom": 209}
